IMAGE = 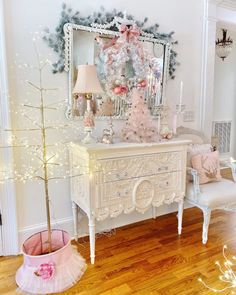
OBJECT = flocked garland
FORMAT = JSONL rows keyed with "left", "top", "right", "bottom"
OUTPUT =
{"left": 43, "top": 3, "right": 179, "bottom": 78}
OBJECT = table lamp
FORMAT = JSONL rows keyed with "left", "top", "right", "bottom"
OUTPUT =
{"left": 73, "top": 65, "right": 103, "bottom": 143}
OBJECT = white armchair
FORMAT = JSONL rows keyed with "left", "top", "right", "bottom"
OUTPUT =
{"left": 177, "top": 126, "right": 236, "bottom": 244}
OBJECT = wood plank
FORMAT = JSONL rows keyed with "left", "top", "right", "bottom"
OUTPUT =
{"left": 1, "top": 205, "right": 236, "bottom": 294}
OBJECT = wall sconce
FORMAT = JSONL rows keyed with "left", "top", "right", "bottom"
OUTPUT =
{"left": 216, "top": 29, "right": 233, "bottom": 61}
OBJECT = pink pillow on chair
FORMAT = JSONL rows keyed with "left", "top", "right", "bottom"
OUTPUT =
{"left": 187, "top": 143, "right": 212, "bottom": 167}
{"left": 191, "top": 151, "right": 222, "bottom": 184}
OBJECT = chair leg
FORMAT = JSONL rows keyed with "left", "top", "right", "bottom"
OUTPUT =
{"left": 202, "top": 208, "right": 211, "bottom": 244}
{"left": 177, "top": 201, "right": 184, "bottom": 235}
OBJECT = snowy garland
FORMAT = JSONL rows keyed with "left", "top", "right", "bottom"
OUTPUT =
{"left": 43, "top": 3, "right": 179, "bottom": 78}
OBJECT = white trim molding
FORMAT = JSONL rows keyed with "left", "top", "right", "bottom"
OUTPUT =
{"left": 0, "top": 0, "right": 19, "bottom": 255}
{"left": 199, "top": 0, "right": 236, "bottom": 138}
{"left": 217, "top": 0, "right": 236, "bottom": 10}
{"left": 199, "top": 0, "right": 218, "bottom": 139}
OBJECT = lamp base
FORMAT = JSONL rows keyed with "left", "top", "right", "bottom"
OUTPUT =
{"left": 82, "top": 127, "right": 96, "bottom": 144}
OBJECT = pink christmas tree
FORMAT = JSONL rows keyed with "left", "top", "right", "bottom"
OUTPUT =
{"left": 121, "top": 88, "right": 159, "bottom": 143}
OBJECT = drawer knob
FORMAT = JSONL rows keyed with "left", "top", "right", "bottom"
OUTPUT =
{"left": 116, "top": 172, "right": 128, "bottom": 178}
{"left": 158, "top": 166, "right": 168, "bottom": 171}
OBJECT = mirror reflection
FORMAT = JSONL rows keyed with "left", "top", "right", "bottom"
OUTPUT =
{"left": 69, "top": 27, "right": 170, "bottom": 118}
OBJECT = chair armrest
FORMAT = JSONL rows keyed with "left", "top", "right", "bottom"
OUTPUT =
{"left": 186, "top": 167, "right": 201, "bottom": 199}
{"left": 219, "top": 160, "right": 236, "bottom": 183}
{"left": 230, "top": 164, "right": 236, "bottom": 183}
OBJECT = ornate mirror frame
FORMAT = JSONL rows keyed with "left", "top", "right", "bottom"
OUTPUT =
{"left": 63, "top": 19, "right": 172, "bottom": 119}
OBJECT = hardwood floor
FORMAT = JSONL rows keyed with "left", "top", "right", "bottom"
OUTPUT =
{"left": 1, "top": 205, "right": 236, "bottom": 294}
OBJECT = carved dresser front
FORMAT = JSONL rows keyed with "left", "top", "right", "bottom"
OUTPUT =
{"left": 68, "top": 140, "right": 190, "bottom": 264}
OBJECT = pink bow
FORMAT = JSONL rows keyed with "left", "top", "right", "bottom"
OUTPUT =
{"left": 119, "top": 24, "right": 140, "bottom": 42}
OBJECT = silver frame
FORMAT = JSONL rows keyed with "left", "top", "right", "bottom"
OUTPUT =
{"left": 63, "top": 22, "right": 171, "bottom": 119}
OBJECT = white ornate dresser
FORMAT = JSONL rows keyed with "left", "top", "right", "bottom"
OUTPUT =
{"left": 68, "top": 140, "right": 190, "bottom": 263}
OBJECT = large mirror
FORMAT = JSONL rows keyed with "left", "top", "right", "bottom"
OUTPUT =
{"left": 64, "top": 22, "right": 171, "bottom": 119}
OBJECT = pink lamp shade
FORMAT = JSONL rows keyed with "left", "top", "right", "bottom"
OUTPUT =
{"left": 73, "top": 65, "right": 103, "bottom": 94}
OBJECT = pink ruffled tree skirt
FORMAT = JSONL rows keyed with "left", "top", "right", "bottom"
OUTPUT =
{"left": 16, "top": 229, "right": 87, "bottom": 294}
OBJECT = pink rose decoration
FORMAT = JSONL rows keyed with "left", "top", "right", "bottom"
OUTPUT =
{"left": 83, "top": 112, "right": 95, "bottom": 127}
{"left": 35, "top": 262, "right": 55, "bottom": 280}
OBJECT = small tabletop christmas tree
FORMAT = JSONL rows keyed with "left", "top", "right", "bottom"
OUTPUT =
{"left": 121, "top": 88, "right": 159, "bottom": 143}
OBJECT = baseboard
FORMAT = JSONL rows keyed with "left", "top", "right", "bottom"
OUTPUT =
{"left": 17, "top": 202, "right": 193, "bottom": 254}
{"left": 18, "top": 217, "right": 74, "bottom": 251}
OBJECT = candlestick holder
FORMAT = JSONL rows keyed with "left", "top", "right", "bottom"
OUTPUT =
{"left": 101, "top": 117, "right": 115, "bottom": 144}
{"left": 154, "top": 104, "right": 169, "bottom": 134}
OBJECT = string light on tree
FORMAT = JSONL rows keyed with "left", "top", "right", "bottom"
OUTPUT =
{"left": 0, "top": 42, "right": 85, "bottom": 252}
{"left": 199, "top": 245, "right": 236, "bottom": 293}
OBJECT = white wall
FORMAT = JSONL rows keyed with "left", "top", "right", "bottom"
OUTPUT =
{"left": 3, "top": 0, "right": 206, "bottom": 247}
{"left": 213, "top": 27, "right": 236, "bottom": 157}
{"left": 214, "top": 5, "right": 236, "bottom": 158}
{"left": 217, "top": 6, "right": 236, "bottom": 25}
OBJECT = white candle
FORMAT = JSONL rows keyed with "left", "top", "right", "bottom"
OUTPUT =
{"left": 172, "top": 114, "right": 177, "bottom": 134}
{"left": 155, "top": 85, "right": 159, "bottom": 105}
{"left": 157, "top": 115, "right": 161, "bottom": 134}
{"left": 179, "top": 81, "right": 183, "bottom": 106}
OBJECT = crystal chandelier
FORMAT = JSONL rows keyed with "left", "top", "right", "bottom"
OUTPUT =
{"left": 216, "top": 29, "right": 233, "bottom": 61}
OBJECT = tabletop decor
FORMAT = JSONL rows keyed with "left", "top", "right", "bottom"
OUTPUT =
{"left": 101, "top": 117, "right": 115, "bottom": 144}
{"left": 121, "top": 88, "right": 159, "bottom": 143}
{"left": 0, "top": 45, "right": 86, "bottom": 294}
{"left": 73, "top": 64, "right": 103, "bottom": 143}
{"left": 172, "top": 81, "right": 186, "bottom": 134}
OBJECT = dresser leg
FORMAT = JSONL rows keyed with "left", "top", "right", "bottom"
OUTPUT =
{"left": 177, "top": 201, "right": 184, "bottom": 235}
{"left": 152, "top": 206, "right": 157, "bottom": 219}
{"left": 89, "top": 216, "right": 96, "bottom": 264}
{"left": 72, "top": 201, "right": 78, "bottom": 241}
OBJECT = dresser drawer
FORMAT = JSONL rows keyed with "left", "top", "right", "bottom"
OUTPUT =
{"left": 93, "top": 171, "right": 183, "bottom": 220}
{"left": 95, "top": 151, "right": 182, "bottom": 183}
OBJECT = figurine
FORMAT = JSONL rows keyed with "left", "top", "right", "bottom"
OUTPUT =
{"left": 101, "top": 117, "right": 115, "bottom": 144}
{"left": 160, "top": 126, "right": 173, "bottom": 140}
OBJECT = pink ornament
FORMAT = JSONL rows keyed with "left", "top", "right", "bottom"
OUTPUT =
{"left": 113, "top": 86, "right": 122, "bottom": 94}
{"left": 138, "top": 80, "right": 147, "bottom": 88}
{"left": 142, "top": 80, "right": 147, "bottom": 87}
{"left": 35, "top": 262, "right": 55, "bottom": 280}
{"left": 121, "top": 86, "right": 128, "bottom": 93}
